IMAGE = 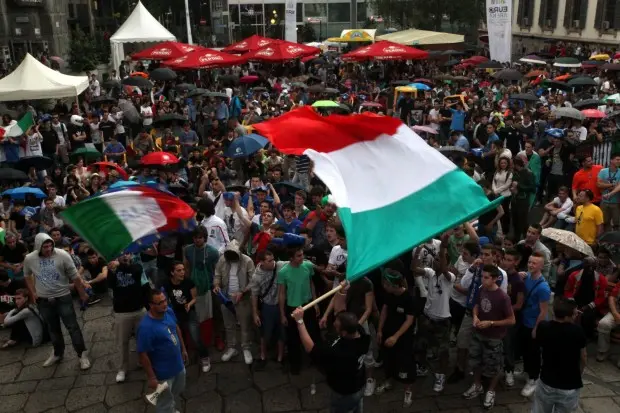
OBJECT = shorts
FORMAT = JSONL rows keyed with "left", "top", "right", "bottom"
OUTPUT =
{"left": 383, "top": 338, "right": 416, "bottom": 383}
{"left": 259, "top": 303, "right": 285, "bottom": 342}
{"left": 468, "top": 332, "right": 504, "bottom": 378}
{"left": 457, "top": 313, "right": 474, "bottom": 350}
{"left": 416, "top": 314, "right": 451, "bottom": 354}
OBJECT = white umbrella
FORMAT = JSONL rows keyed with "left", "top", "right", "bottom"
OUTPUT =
{"left": 541, "top": 228, "right": 594, "bottom": 257}
{"left": 553, "top": 107, "right": 585, "bottom": 121}
{"left": 519, "top": 55, "right": 547, "bottom": 65}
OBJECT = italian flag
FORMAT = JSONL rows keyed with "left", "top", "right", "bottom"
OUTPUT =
{"left": 0, "top": 112, "right": 34, "bottom": 140}
{"left": 254, "top": 107, "right": 501, "bottom": 280}
{"left": 61, "top": 186, "right": 195, "bottom": 260}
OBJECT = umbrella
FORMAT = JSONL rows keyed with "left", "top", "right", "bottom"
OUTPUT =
{"left": 413, "top": 78, "right": 434, "bottom": 85}
{"left": 438, "top": 146, "right": 468, "bottom": 158}
{"left": 477, "top": 60, "right": 504, "bottom": 69}
{"left": 175, "top": 83, "right": 196, "bottom": 92}
{"left": 607, "top": 110, "right": 620, "bottom": 119}
{"left": 291, "top": 82, "right": 308, "bottom": 88}
{"left": 2, "top": 187, "right": 46, "bottom": 199}
{"left": 49, "top": 56, "right": 65, "bottom": 66}
{"left": 109, "top": 180, "right": 140, "bottom": 189}
{"left": 0, "top": 168, "right": 28, "bottom": 181}
{"left": 218, "top": 74, "right": 240, "bottom": 85}
{"left": 572, "top": 99, "right": 603, "bottom": 109}
{"left": 149, "top": 68, "right": 177, "bottom": 81}
{"left": 408, "top": 83, "right": 431, "bottom": 91}
{"left": 567, "top": 76, "right": 597, "bottom": 87}
{"left": 222, "top": 34, "right": 275, "bottom": 53}
{"left": 204, "top": 92, "right": 228, "bottom": 99}
{"left": 324, "top": 88, "right": 339, "bottom": 95}
{"left": 412, "top": 125, "right": 438, "bottom": 134}
{"left": 519, "top": 55, "right": 547, "bottom": 65}
{"left": 441, "top": 50, "right": 465, "bottom": 56}
{"left": 601, "top": 63, "right": 620, "bottom": 71}
{"left": 130, "top": 72, "right": 149, "bottom": 78}
{"left": 141, "top": 152, "right": 180, "bottom": 166}
{"left": 553, "top": 107, "right": 585, "bottom": 121}
{"left": 240, "top": 75, "right": 260, "bottom": 83}
{"left": 307, "top": 57, "right": 326, "bottom": 65}
{"left": 187, "top": 88, "right": 209, "bottom": 98}
{"left": 599, "top": 232, "right": 620, "bottom": 245}
{"left": 245, "top": 42, "right": 320, "bottom": 63}
{"left": 492, "top": 69, "right": 523, "bottom": 81}
{"left": 452, "top": 76, "right": 470, "bottom": 82}
{"left": 252, "top": 87, "right": 267, "bottom": 92}
{"left": 541, "top": 228, "right": 594, "bottom": 257}
{"left": 340, "top": 40, "right": 428, "bottom": 62}
{"left": 16, "top": 156, "right": 53, "bottom": 171}
{"left": 581, "top": 60, "right": 605, "bottom": 68}
{"left": 312, "top": 100, "right": 339, "bottom": 108}
{"left": 102, "top": 79, "right": 121, "bottom": 89}
{"left": 434, "top": 74, "right": 455, "bottom": 81}
{"left": 605, "top": 94, "right": 620, "bottom": 104}
{"left": 361, "top": 102, "right": 384, "bottom": 108}
{"left": 308, "top": 84, "right": 325, "bottom": 93}
{"left": 118, "top": 99, "right": 140, "bottom": 124}
{"left": 444, "top": 59, "right": 460, "bottom": 66}
{"left": 153, "top": 113, "right": 187, "bottom": 126}
{"left": 90, "top": 95, "right": 117, "bottom": 105}
{"left": 121, "top": 76, "right": 153, "bottom": 89}
{"left": 541, "top": 80, "right": 570, "bottom": 91}
{"left": 272, "top": 181, "right": 305, "bottom": 196}
{"left": 390, "top": 80, "right": 411, "bottom": 86}
{"left": 553, "top": 57, "right": 581, "bottom": 68}
{"left": 131, "top": 41, "right": 201, "bottom": 60}
{"left": 581, "top": 109, "right": 606, "bottom": 119}
{"left": 223, "top": 134, "right": 269, "bottom": 158}
{"left": 525, "top": 70, "right": 548, "bottom": 78}
{"left": 590, "top": 54, "right": 610, "bottom": 61}
{"left": 545, "top": 128, "right": 565, "bottom": 139}
{"left": 88, "top": 161, "right": 129, "bottom": 180}
{"left": 71, "top": 147, "right": 101, "bottom": 163}
{"left": 510, "top": 93, "right": 539, "bottom": 102}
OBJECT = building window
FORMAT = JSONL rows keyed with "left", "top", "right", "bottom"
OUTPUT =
{"left": 304, "top": 3, "right": 327, "bottom": 18}
{"left": 240, "top": 4, "right": 264, "bottom": 26}
{"left": 327, "top": 3, "right": 350, "bottom": 23}
{"left": 229, "top": 5, "right": 240, "bottom": 24}
{"left": 571, "top": 0, "right": 582, "bottom": 21}
{"left": 357, "top": 2, "right": 367, "bottom": 22}
{"left": 604, "top": 0, "right": 616, "bottom": 27}
{"left": 522, "top": 0, "right": 532, "bottom": 19}
{"left": 297, "top": 3, "right": 303, "bottom": 22}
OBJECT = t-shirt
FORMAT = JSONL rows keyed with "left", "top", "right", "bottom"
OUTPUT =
{"left": 0, "top": 242, "right": 28, "bottom": 264}
{"left": 68, "top": 124, "right": 89, "bottom": 150}
{"left": 9, "top": 211, "right": 26, "bottom": 231}
{"left": 25, "top": 133, "right": 43, "bottom": 157}
{"left": 277, "top": 218, "right": 302, "bottom": 235}
{"left": 448, "top": 234, "right": 469, "bottom": 264}
{"left": 108, "top": 263, "right": 144, "bottom": 313}
{"left": 382, "top": 291, "right": 415, "bottom": 341}
{"left": 538, "top": 320, "right": 586, "bottom": 390}
{"left": 450, "top": 255, "right": 470, "bottom": 307}
{"left": 598, "top": 167, "right": 620, "bottom": 204}
{"left": 506, "top": 271, "right": 525, "bottom": 306}
{"left": 422, "top": 268, "right": 455, "bottom": 319}
{"left": 475, "top": 287, "right": 513, "bottom": 339}
{"left": 164, "top": 278, "right": 195, "bottom": 323}
{"left": 450, "top": 109, "right": 466, "bottom": 131}
{"left": 141, "top": 106, "right": 153, "bottom": 126}
{"left": 575, "top": 204, "right": 604, "bottom": 245}
{"left": 328, "top": 245, "right": 347, "bottom": 271}
{"left": 521, "top": 274, "right": 551, "bottom": 329}
{"left": 136, "top": 308, "right": 185, "bottom": 381}
{"left": 572, "top": 165, "right": 603, "bottom": 203}
{"left": 98, "top": 120, "right": 116, "bottom": 141}
{"left": 277, "top": 260, "right": 314, "bottom": 307}
{"left": 344, "top": 277, "right": 373, "bottom": 319}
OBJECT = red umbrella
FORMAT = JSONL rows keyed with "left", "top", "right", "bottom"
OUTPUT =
{"left": 581, "top": 109, "right": 606, "bottom": 119}
{"left": 465, "top": 55, "right": 489, "bottom": 63}
{"left": 141, "top": 152, "right": 180, "bottom": 166}
{"left": 341, "top": 40, "right": 428, "bottom": 62}
{"left": 301, "top": 54, "right": 320, "bottom": 63}
{"left": 361, "top": 102, "right": 384, "bottom": 108}
{"left": 163, "top": 48, "right": 243, "bottom": 69}
{"left": 88, "top": 162, "right": 129, "bottom": 180}
{"left": 240, "top": 75, "right": 260, "bottom": 83}
{"left": 132, "top": 41, "right": 201, "bottom": 61}
{"left": 222, "top": 34, "right": 276, "bottom": 54}
{"left": 244, "top": 42, "right": 320, "bottom": 63}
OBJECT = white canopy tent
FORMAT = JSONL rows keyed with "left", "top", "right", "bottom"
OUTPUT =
{"left": 110, "top": 1, "right": 176, "bottom": 72}
{"left": 0, "top": 54, "right": 89, "bottom": 102}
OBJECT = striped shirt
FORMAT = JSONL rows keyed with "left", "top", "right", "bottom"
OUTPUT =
{"left": 296, "top": 155, "right": 311, "bottom": 174}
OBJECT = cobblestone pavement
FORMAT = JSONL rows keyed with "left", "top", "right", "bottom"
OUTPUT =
{"left": 2, "top": 298, "right": 620, "bottom": 413}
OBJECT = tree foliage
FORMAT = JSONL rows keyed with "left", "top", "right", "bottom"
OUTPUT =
{"left": 68, "top": 29, "right": 100, "bottom": 73}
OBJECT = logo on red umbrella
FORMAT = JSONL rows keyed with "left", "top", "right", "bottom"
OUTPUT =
{"left": 286, "top": 46, "right": 304, "bottom": 54}
{"left": 258, "top": 39, "right": 271, "bottom": 46}
{"left": 198, "top": 53, "right": 224, "bottom": 63}
{"left": 383, "top": 46, "right": 406, "bottom": 53}
{"left": 152, "top": 48, "right": 173, "bottom": 57}
{"left": 180, "top": 45, "right": 196, "bottom": 52}
{"left": 257, "top": 48, "right": 274, "bottom": 56}
{"left": 171, "top": 56, "right": 187, "bottom": 64}
{"left": 235, "top": 41, "right": 248, "bottom": 49}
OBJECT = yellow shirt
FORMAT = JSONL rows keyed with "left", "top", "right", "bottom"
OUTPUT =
{"left": 575, "top": 204, "right": 603, "bottom": 245}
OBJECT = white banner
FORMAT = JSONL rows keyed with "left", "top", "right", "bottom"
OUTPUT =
{"left": 285, "top": 0, "right": 297, "bottom": 42}
{"left": 486, "top": 0, "right": 512, "bottom": 63}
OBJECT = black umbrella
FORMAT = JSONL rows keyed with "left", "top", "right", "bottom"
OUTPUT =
{"left": 153, "top": 114, "right": 187, "bottom": 126}
{"left": 291, "top": 82, "right": 307, "bottom": 88}
{"left": 121, "top": 76, "right": 153, "bottom": 89}
{"left": 273, "top": 181, "right": 305, "bottom": 197}
{"left": 0, "top": 168, "right": 28, "bottom": 181}
{"left": 567, "top": 76, "right": 597, "bottom": 87}
{"left": 493, "top": 69, "right": 523, "bottom": 81}
{"left": 187, "top": 88, "right": 209, "bottom": 98}
{"left": 599, "top": 232, "right": 620, "bottom": 245}
{"left": 90, "top": 95, "right": 117, "bottom": 105}
{"left": 444, "top": 59, "right": 460, "bottom": 66}
{"left": 204, "top": 92, "right": 228, "bottom": 99}
{"left": 324, "top": 88, "right": 339, "bottom": 95}
{"left": 102, "top": 79, "right": 121, "bottom": 89}
{"left": 118, "top": 99, "right": 140, "bottom": 124}
{"left": 442, "top": 50, "right": 465, "bottom": 56}
{"left": 438, "top": 146, "right": 468, "bottom": 159}
{"left": 149, "top": 68, "right": 177, "bottom": 81}
{"left": 175, "top": 83, "right": 196, "bottom": 92}
{"left": 391, "top": 80, "right": 410, "bottom": 86}
{"left": 601, "top": 63, "right": 620, "bottom": 71}
{"left": 16, "top": 156, "right": 54, "bottom": 171}
{"left": 477, "top": 60, "right": 504, "bottom": 69}
{"left": 252, "top": 87, "right": 268, "bottom": 92}
{"left": 572, "top": 98, "right": 603, "bottom": 109}
{"left": 308, "top": 84, "right": 325, "bottom": 93}
{"left": 510, "top": 93, "right": 539, "bottom": 102}
{"left": 542, "top": 80, "right": 570, "bottom": 91}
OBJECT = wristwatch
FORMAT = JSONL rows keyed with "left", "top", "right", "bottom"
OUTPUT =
{"left": 296, "top": 319, "right": 304, "bottom": 325}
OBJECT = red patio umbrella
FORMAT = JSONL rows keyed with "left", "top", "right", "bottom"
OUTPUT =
{"left": 243, "top": 42, "right": 320, "bottom": 63}
{"left": 141, "top": 152, "right": 180, "bottom": 166}
{"left": 163, "top": 48, "right": 243, "bottom": 69}
{"left": 131, "top": 41, "right": 201, "bottom": 61}
{"left": 87, "top": 162, "right": 129, "bottom": 180}
{"left": 222, "top": 34, "right": 276, "bottom": 54}
{"left": 341, "top": 40, "right": 428, "bottom": 62}
{"left": 464, "top": 56, "right": 489, "bottom": 63}
{"left": 581, "top": 109, "right": 606, "bottom": 119}
{"left": 240, "top": 75, "right": 260, "bottom": 83}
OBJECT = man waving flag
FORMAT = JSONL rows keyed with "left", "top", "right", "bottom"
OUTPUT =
{"left": 254, "top": 107, "right": 501, "bottom": 280}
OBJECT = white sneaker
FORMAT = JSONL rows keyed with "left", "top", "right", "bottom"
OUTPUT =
{"left": 462, "top": 383, "right": 484, "bottom": 399}
{"left": 521, "top": 379, "right": 537, "bottom": 398}
{"left": 115, "top": 371, "right": 126, "bottom": 383}
{"left": 505, "top": 371, "right": 515, "bottom": 387}
{"left": 364, "top": 378, "right": 376, "bottom": 396}
{"left": 483, "top": 391, "right": 495, "bottom": 409}
{"left": 79, "top": 353, "right": 91, "bottom": 370}
{"left": 42, "top": 353, "right": 61, "bottom": 367}
{"left": 221, "top": 348, "right": 238, "bottom": 362}
{"left": 403, "top": 390, "right": 413, "bottom": 407}
{"left": 374, "top": 381, "right": 393, "bottom": 394}
{"left": 201, "top": 357, "right": 211, "bottom": 373}
{"left": 433, "top": 373, "right": 445, "bottom": 392}
{"left": 242, "top": 349, "right": 253, "bottom": 365}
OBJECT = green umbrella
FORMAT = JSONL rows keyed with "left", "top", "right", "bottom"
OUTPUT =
{"left": 553, "top": 57, "right": 581, "bottom": 68}
{"left": 71, "top": 147, "right": 102, "bottom": 163}
{"left": 605, "top": 93, "right": 620, "bottom": 103}
{"left": 312, "top": 100, "right": 340, "bottom": 108}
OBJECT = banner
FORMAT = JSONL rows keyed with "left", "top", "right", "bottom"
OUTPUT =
{"left": 486, "top": 0, "right": 512, "bottom": 63}
{"left": 285, "top": 0, "right": 297, "bottom": 43}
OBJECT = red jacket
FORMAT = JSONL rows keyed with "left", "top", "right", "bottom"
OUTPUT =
{"left": 564, "top": 269, "right": 608, "bottom": 312}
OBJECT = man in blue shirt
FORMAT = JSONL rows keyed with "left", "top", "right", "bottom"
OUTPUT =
{"left": 178, "top": 123, "right": 199, "bottom": 159}
{"left": 448, "top": 101, "right": 468, "bottom": 132}
{"left": 598, "top": 152, "right": 620, "bottom": 232}
{"left": 216, "top": 97, "right": 229, "bottom": 122}
{"left": 277, "top": 202, "right": 302, "bottom": 234}
{"left": 137, "top": 289, "right": 188, "bottom": 413}
{"left": 449, "top": 130, "right": 470, "bottom": 151}
{"left": 484, "top": 123, "right": 500, "bottom": 152}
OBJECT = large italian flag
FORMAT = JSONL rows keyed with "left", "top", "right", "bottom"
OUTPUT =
{"left": 61, "top": 186, "right": 195, "bottom": 260}
{"left": 0, "top": 112, "right": 34, "bottom": 140}
{"left": 254, "top": 107, "right": 501, "bottom": 280}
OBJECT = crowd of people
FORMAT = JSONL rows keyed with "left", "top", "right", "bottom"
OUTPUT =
{"left": 1, "top": 42, "right": 620, "bottom": 413}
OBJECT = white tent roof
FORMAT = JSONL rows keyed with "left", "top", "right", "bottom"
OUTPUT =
{"left": 377, "top": 29, "right": 464, "bottom": 46}
{"left": 0, "top": 54, "right": 89, "bottom": 102}
{"left": 110, "top": 1, "right": 176, "bottom": 43}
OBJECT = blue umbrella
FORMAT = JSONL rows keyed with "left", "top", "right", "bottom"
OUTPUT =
{"left": 109, "top": 180, "right": 140, "bottom": 189}
{"left": 224, "top": 133, "right": 269, "bottom": 158}
{"left": 2, "top": 187, "right": 47, "bottom": 199}
{"left": 409, "top": 83, "right": 431, "bottom": 91}
{"left": 545, "top": 128, "right": 565, "bottom": 139}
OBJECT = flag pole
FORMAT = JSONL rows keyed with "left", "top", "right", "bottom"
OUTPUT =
{"left": 300, "top": 284, "right": 343, "bottom": 311}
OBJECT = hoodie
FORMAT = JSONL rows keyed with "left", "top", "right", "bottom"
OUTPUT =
{"left": 214, "top": 240, "right": 255, "bottom": 294}
{"left": 23, "top": 233, "right": 79, "bottom": 298}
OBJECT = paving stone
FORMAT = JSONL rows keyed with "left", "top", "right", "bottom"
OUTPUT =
{"left": 108, "top": 400, "right": 146, "bottom": 413}
{"left": 253, "top": 366, "right": 290, "bottom": 391}
{"left": 82, "top": 318, "right": 114, "bottom": 336}
{"left": 289, "top": 367, "right": 324, "bottom": 389}
{"left": 580, "top": 397, "right": 620, "bottom": 413}
{"left": 53, "top": 360, "right": 81, "bottom": 378}
{"left": 215, "top": 363, "right": 253, "bottom": 396}
{"left": 0, "top": 393, "right": 28, "bottom": 413}
{"left": 0, "top": 380, "right": 38, "bottom": 395}
{"left": 74, "top": 403, "right": 108, "bottom": 413}
{"left": 37, "top": 376, "right": 76, "bottom": 391}
{"left": 494, "top": 389, "right": 529, "bottom": 405}
{"left": 223, "top": 387, "right": 260, "bottom": 413}
{"left": 300, "top": 382, "right": 330, "bottom": 410}
{"left": 74, "top": 373, "right": 107, "bottom": 388}
{"left": 381, "top": 397, "right": 437, "bottom": 412}
{"left": 263, "top": 384, "right": 302, "bottom": 412}
{"left": 82, "top": 306, "right": 112, "bottom": 321}
{"left": 65, "top": 386, "right": 107, "bottom": 411}
{"left": 0, "top": 362, "right": 22, "bottom": 384}
{"left": 17, "top": 364, "right": 56, "bottom": 382}
{"left": 580, "top": 383, "right": 617, "bottom": 398}
{"left": 90, "top": 340, "right": 118, "bottom": 358}
{"left": 23, "top": 389, "right": 69, "bottom": 413}
{"left": 22, "top": 345, "right": 54, "bottom": 365}
{"left": 435, "top": 395, "right": 480, "bottom": 410}
{"left": 0, "top": 347, "right": 25, "bottom": 367}
{"left": 506, "top": 403, "right": 532, "bottom": 413}
{"left": 42, "top": 407, "right": 69, "bottom": 413}
{"left": 90, "top": 354, "right": 119, "bottom": 373}
{"left": 182, "top": 371, "right": 216, "bottom": 399}
{"left": 105, "top": 382, "right": 144, "bottom": 407}
{"left": 585, "top": 362, "right": 620, "bottom": 383}
{"left": 105, "top": 370, "right": 145, "bottom": 385}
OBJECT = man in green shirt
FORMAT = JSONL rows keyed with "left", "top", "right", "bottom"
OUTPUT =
{"left": 278, "top": 246, "right": 320, "bottom": 374}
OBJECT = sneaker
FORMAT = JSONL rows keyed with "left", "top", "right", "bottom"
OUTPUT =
{"left": 483, "top": 391, "right": 495, "bottom": 409}
{"left": 79, "top": 353, "right": 91, "bottom": 370}
{"left": 403, "top": 390, "right": 413, "bottom": 407}
{"left": 447, "top": 368, "right": 465, "bottom": 384}
{"left": 42, "top": 353, "right": 62, "bottom": 367}
{"left": 433, "top": 373, "right": 445, "bottom": 393}
{"left": 462, "top": 383, "right": 484, "bottom": 399}
{"left": 201, "top": 357, "right": 211, "bottom": 373}
{"left": 374, "top": 381, "right": 393, "bottom": 394}
{"left": 416, "top": 364, "right": 429, "bottom": 377}
{"left": 596, "top": 352, "right": 608, "bottom": 362}
{"left": 254, "top": 358, "right": 267, "bottom": 371}
{"left": 243, "top": 349, "right": 253, "bottom": 365}
{"left": 521, "top": 379, "right": 537, "bottom": 398}
{"left": 505, "top": 371, "right": 515, "bottom": 387}
{"left": 372, "top": 360, "right": 383, "bottom": 368}
{"left": 364, "top": 378, "right": 376, "bottom": 397}
{"left": 221, "top": 348, "right": 238, "bottom": 362}
{"left": 87, "top": 295, "right": 101, "bottom": 305}
{"left": 115, "top": 370, "right": 126, "bottom": 383}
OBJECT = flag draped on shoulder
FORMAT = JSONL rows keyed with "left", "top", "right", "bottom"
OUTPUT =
{"left": 0, "top": 112, "right": 34, "bottom": 140}
{"left": 253, "top": 106, "right": 501, "bottom": 280}
{"left": 61, "top": 186, "right": 195, "bottom": 260}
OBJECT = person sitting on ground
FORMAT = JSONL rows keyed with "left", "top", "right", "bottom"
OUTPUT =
{"left": 0, "top": 288, "right": 45, "bottom": 348}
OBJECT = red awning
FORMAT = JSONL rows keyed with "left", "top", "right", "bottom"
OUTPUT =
{"left": 222, "top": 34, "right": 276, "bottom": 54}
{"left": 341, "top": 40, "right": 428, "bottom": 62}
{"left": 243, "top": 41, "right": 320, "bottom": 63}
{"left": 131, "top": 41, "right": 201, "bottom": 60}
{"left": 163, "top": 48, "right": 243, "bottom": 69}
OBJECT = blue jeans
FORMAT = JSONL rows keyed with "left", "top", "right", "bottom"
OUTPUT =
{"left": 184, "top": 310, "right": 209, "bottom": 358}
{"left": 156, "top": 369, "right": 186, "bottom": 413}
{"left": 532, "top": 380, "right": 580, "bottom": 413}
{"left": 37, "top": 294, "right": 86, "bottom": 357}
{"left": 330, "top": 388, "right": 363, "bottom": 413}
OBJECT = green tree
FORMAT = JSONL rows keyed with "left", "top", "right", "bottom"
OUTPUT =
{"left": 68, "top": 29, "right": 100, "bottom": 73}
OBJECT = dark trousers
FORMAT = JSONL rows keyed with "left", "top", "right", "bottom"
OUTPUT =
{"left": 503, "top": 324, "right": 519, "bottom": 373}
{"left": 286, "top": 305, "right": 320, "bottom": 371}
{"left": 511, "top": 197, "right": 530, "bottom": 241}
{"left": 10, "top": 319, "right": 33, "bottom": 344}
{"left": 37, "top": 294, "right": 86, "bottom": 357}
{"left": 500, "top": 195, "right": 512, "bottom": 235}
{"left": 449, "top": 298, "right": 466, "bottom": 335}
{"left": 546, "top": 174, "right": 566, "bottom": 202}
{"left": 518, "top": 325, "right": 540, "bottom": 380}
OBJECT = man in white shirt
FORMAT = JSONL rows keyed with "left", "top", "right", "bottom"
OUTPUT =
{"left": 571, "top": 119, "right": 588, "bottom": 142}
{"left": 428, "top": 101, "right": 441, "bottom": 132}
{"left": 89, "top": 74, "right": 101, "bottom": 97}
{"left": 197, "top": 198, "right": 229, "bottom": 254}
